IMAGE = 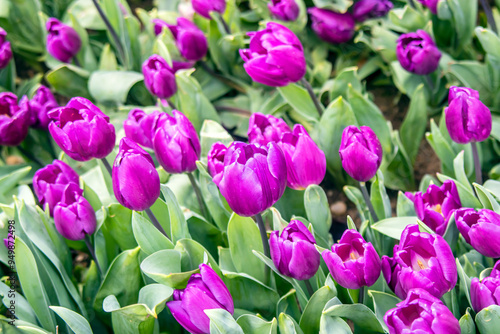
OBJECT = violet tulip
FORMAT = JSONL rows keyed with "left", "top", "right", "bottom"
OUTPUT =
{"left": 239, "top": 22, "right": 306, "bottom": 87}
{"left": 396, "top": 30, "right": 441, "bottom": 75}
{"left": 382, "top": 224, "right": 457, "bottom": 299}
{"left": 322, "top": 229, "right": 381, "bottom": 289}
{"left": 0, "top": 28, "right": 12, "bottom": 69}
{"left": 247, "top": 113, "right": 291, "bottom": 145}
{"left": 212, "top": 141, "right": 287, "bottom": 217}
{"left": 29, "top": 85, "right": 59, "bottom": 129}
{"left": 46, "top": 18, "right": 81, "bottom": 63}
{"left": 455, "top": 208, "right": 500, "bottom": 258}
{"left": 353, "top": 0, "right": 393, "bottom": 22}
{"left": 162, "top": 18, "right": 208, "bottom": 61}
{"left": 123, "top": 109, "right": 165, "bottom": 149}
{"left": 142, "top": 55, "right": 177, "bottom": 99}
{"left": 418, "top": 0, "right": 441, "bottom": 14}
{"left": 207, "top": 142, "right": 228, "bottom": 177}
{"left": 269, "top": 220, "right": 320, "bottom": 280}
{"left": 268, "top": 0, "right": 300, "bottom": 21}
{"left": 191, "top": 0, "right": 226, "bottom": 19}
{"left": 308, "top": 8, "right": 355, "bottom": 44}
{"left": 384, "top": 288, "right": 460, "bottom": 334}
{"left": 48, "top": 97, "right": 116, "bottom": 161}
{"left": 166, "top": 264, "right": 234, "bottom": 334}
{"left": 405, "top": 180, "right": 461, "bottom": 236}
{"left": 0, "top": 92, "right": 31, "bottom": 146}
{"left": 471, "top": 261, "right": 500, "bottom": 312}
{"left": 339, "top": 125, "right": 383, "bottom": 182}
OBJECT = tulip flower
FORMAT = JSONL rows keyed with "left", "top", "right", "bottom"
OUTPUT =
{"left": 142, "top": 54, "right": 177, "bottom": 99}
{"left": 247, "top": 113, "right": 291, "bottom": 145}
{"left": 123, "top": 109, "right": 166, "bottom": 149}
{"left": 384, "top": 288, "right": 460, "bottom": 334}
{"left": 382, "top": 224, "right": 457, "bottom": 299}
{"left": 239, "top": 22, "right": 306, "bottom": 87}
{"left": 33, "top": 159, "right": 81, "bottom": 216}
{"left": 269, "top": 220, "right": 320, "bottom": 280}
{"left": 158, "top": 18, "right": 208, "bottom": 61}
{"left": 396, "top": 30, "right": 441, "bottom": 75}
{"left": 191, "top": 0, "right": 226, "bottom": 19}
{"left": 29, "top": 85, "right": 59, "bottom": 129}
{"left": 322, "top": 229, "right": 381, "bottom": 289}
{"left": 418, "top": 0, "right": 440, "bottom": 14}
{"left": 0, "top": 92, "right": 31, "bottom": 146}
{"left": 46, "top": 18, "right": 81, "bottom": 63}
{"left": 405, "top": 180, "right": 461, "bottom": 236}
{"left": 268, "top": 0, "right": 300, "bottom": 21}
{"left": 308, "top": 8, "right": 355, "bottom": 44}
{"left": 455, "top": 208, "right": 500, "bottom": 258}
{"left": 207, "top": 142, "right": 228, "bottom": 177}
{"left": 0, "top": 28, "right": 12, "bottom": 69}
{"left": 471, "top": 261, "right": 500, "bottom": 312}
{"left": 167, "top": 264, "right": 234, "bottom": 334}
{"left": 353, "top": 0, "right": 393, "bottom": 22}
{"left": 48, "top": 97, "right": 116, "bottom": 161}
{"left": 278, "top": 124, "right": 326, "bottom": 190}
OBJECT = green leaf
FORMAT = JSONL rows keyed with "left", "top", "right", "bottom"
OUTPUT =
{"left": 474, "top": 183, "right": 500, "bottom": 212}
{"left": 476, "top": 305, "right": 500, "bottom": 334}
{"left": 396, "top": 191, "right": 416, "bottom": 217}
{"left": 104, "top": 204, "right": 137, "bottom": 251}
{"left": 175, "top": 238, "right": 221, "bottom": 275}
{"left": 46, "top": 65, "right": 91, "bottom": 99}
{"left": 370, "top": 171, "right": 392, "bottom": 220}
{"left": 328, "top": 67, "right": 362, "bottom": 101}
{"left": 199, "top": 120, "right": 233, "bottom": 162}
{"left": 0, "top": 281, "right": 36, "bottom": 324}
{"left": 388, "top": 5, "right": 428, "bottom": 32}
{"left": 323, "top": 301, "right": 385, "bottom": 333}
{"left": 453, "top": 151, "right": 473, "bottom": 193}
{"left": 237, "top": 315, "right": 277, "bottom": 334}
{"left": 304, "top": 185, "right": 332, "bottom": 237}
{"left": 206, "top": 309, "right": 244, "bottom": 334}
{"left": 319, "top": 314, "right": 352, "bottom": 334}
{"left": 98, "top": 44, "right": 118, "bottom": 71}
{"left": 371, "top": 216, "right": 420, "bottom": 239}
{"left": 276, "top": 290, "right": 302, "bottom": 323}
{"left": 444, "top": 0, "right": 477, "bottom": 48}
{"left": 459, "top": 308, "right": 476, "bottom": 334}
{"left": 278, "top": 313, "right": 304, "bottom": 334}
{"left": 278, "top": 83, "right": 321, "bottom": 122}
{"left": 312, "top": 0, "right": 352, "bottom": 12}
{"left": 449, "top": 62, "right": 491, "bottom": 106}
{"left": 436, "top": 173, "right": 481, "bottom": 208}
{"left": 161, "top": 185, "right": 192, "bottom": 242}
{"left": 88, "top": 71, "right": 144, "bottom": 104}
{"left": 456, "top": 258, "right": 472, "bottom": 307}
{"left": 131, "top": 211, "right": 174, "bottom": 256}
{"left": 368, "top": 291, "right": 400, "bottom": 332}
{"left": 102, "top": 295, "right": 155, "bottom": 334}
{"left": 0, "top": 166, "right": 31, "bottom": 199}
{"left": 137, "top": 284, "right": 173, "bottom": 317}
{"left": 50, "top": 306, "right": 92, "bottom": 334}
{"left": 299, "top": 286, "right": 336, "bottom": 333}
{"left": 140, "top": 249, "right": 196, "bottom": 289}
{"left": 400, "top": 84, "right": 427, "bottom": 164}
{"left": 382, "top": 130, "right": 414, "bottom": 190}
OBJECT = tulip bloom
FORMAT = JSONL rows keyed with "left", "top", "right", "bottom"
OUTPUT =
{"left": 353, "top": 0, "right": 393, "bottom": 22}
{"left": 240, "top": 22, "right": 306, "bottom": 87}
{"left": 142, "top": 55, "right": 177, "bottom": 99}
{"left": 213, "top": 141, "right": 287, "bottom": 217}
{"left": 48, "top": 97, "right": 116, "bottom": 161}
{"left": 268, "top": 0, "right": 300, "bottom": 21}
{"left": 191, "top": 0, "right": 226, "bottom": 19}
{"left": 207, "top": 142, "right": 228, "bottom": 177}
{"left": 159, "top": 18, "right": 208, "bottom": 61}
{"left": 455, "top": 208, "right": 500, "bottom": 258}
{"left": 382, "top": 224, "right": 457, "bottom": 299}
{"left": 29, "top": 85, "right": 59, "bottom": 129}
{"left": 339, "top": 125, "right": 383, "bottom": 182}
{"left": 0, "top": 28, "right": 12, "bottom": 69}
{"left": 269, "top": 220, "right": 320, "bottom": 280}
{"left": 396, "top": 30, "right": 441, "bottom": 75}
{"left": 247, "top": 113, "right": 291, "bottom": 145}
{"left": 308, "top": 8, "right": 355, "bottom": 44}
{"left": 167, "top": 264, "right": 234, "bottom": 334}
{"left": 418, "top": 0, "right": 440, "bottom": 14}
{"left": 123, "top": 109, "right": 166, "bottom": 149}
{"left": 384, "top": 288, "right": 460, "bottom": 334}
{"left": 322, "top": 229, "right": 381, "bottom": 289}
{"left": 113, "top": 138, "right": 160, "bottom": 211}
{"left": 405, "top": 180, "right": 461, "bottom": 236}
{"left": 46, "top": 18, "right": 81, "bottom": 63}
{"left": 0, "top": 92, "right": 31, "bottom": 146}
{"left": 471, "top": 261, "right": 500, "bottom": 312}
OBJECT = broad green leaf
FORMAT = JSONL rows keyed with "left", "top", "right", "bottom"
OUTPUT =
{"left": 328, "top": 67, "right": 362, "bottom": 100}
{"left": 0, "top": 166, "right": 31, "bottom": 198}
{"left": 459, "top": 308, "right": 476, "bottom": 334}
{"left": 175, "top": 238, "right": 221, "bottom": 275}
{"left": 206, "top": 309, "right": 244, "bottom": 334}
{"left": 299, "top": 286, "right": 336, "bottom": 333}
{"left": 312, "top": 0, "right": 352, "bottom": 12}
{"left": 319, "top": 314, "right": 352, "bottom": 334}
{"left": 382, "top": 130, "right": 414, "bottom": 191}
{"left": 131, "top": 211, "right": 174, "bottom": 256}
{"left": 276, "top": 290, "right": 302, "bottom": 323}
{"left": 237, "top": 315, "right": 278, "bottom": 334}
{"left": 278, "top": 83, "right": 321, "bottom": 121}
{"left": 140, "top": 249, "right": 196, "bottom": 289}
{"left": 474, "top": 183, "right": 500, "bottom": 212}
{"left": 456, "top": 258, "right": 472, "bottom": 307}
{"left": 396, "top": 191, "right": 416, "bottom": 217}
{"left": 278, "top": 313, "right": 304, "bottom": 334}
{"left": 88, "top": 71, "right": 144, "bottom": 104}
{"left": 368, "top": 291, "right": 400, "bottom": 332}
{"left": 444, "top": 0, "right": 477, "bottom": 48}
{"left": 389, "top": 5, "right": 427, "bottom": 32}
{"left": 400, "top": 84, "right": 427, "bottom": 164}
{"left": 476, "top": 305, "right": 500, "bottom": 334}
{"left": 370, "top": 171, "right": 392, "bottom": 220}
{"left": 454, "top": 151, "right": 473, "bottom": 193}
{"left": 46, "top": 65, "right": 91, "bottom": 98}
{"left": 304, "top": 185, "right": 332, "bottom": 237}
{"left": 137, "top": 284, "right": 173, "bottom": 318}
{"left": 323, "top": 301, "right": 385, "bottom": 333}
{"left": 0, "top": 281, "right": 36, "bottom": 324}
{"left": 371, "top": 216, "right": 420, "bottom": 239}
{"left": 104, "top": 204, "right": 137, "bottom": 250}
{"left": 50, "top": 307, "right": 92, "bottom": 334}
{"left": 199, "top": 120, "right": 233, "bottom": 162}
{"left": 437, "top": 173, "right": 481, "bottom": 208}
{"left": 161, "top": 185, "right": 191, "bottom": 242}
{"left": 102, "top": 295, "right": 155, "bottom": 334}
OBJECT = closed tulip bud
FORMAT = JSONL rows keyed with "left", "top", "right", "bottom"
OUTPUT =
{"left": 165, "top": 18, "right": 208, "bottom": 61}
{"left": 207, "top": 142, "right": 228, "bottom": 177}
{"left": 322, "top": 229, "right": 381, "bottom": 289}
{"left": 33, "top": 159, "right": 80, "bottom": 216}
{"left": 153, "top": 110, "right": 200, "bottom": 174}
{"left": 471, "top": 261, "right": 500, "bottom": 312}
{"left": 417, "top": 0, "right": 441, "bottom": 14}
{"left": 268, "top": 0, "right": 300, "bottom": 21}
{"left": 339, "top": 125, "right": 383, "bottom": 182}
{"left": 0, "top": 92, "right": 31, "bottom": 146}
{"left": 396, "top": 30, "right": 441, "bottom": 75}
{"left": 123, "top": 109, "right": 166, "bottom": 149}
{"left": 46, "top": 18, "right": 81, "bottom": 63}
{"left": 248, "top": 113, "right": 291, "bottom": 145}
{"left": 239, "top": 22, "right": 306, "bottom": 87}
{"left": 445, "top": 86, "right": 491, "bottom": 144}
{"left": 269, "top": 220, "right": 320, "bottom": 280}
{"left": 142, "top": 55, "right": 177, "bottom": 99}
{"left": 213, "top": 141, "right": 287, "bottom": 217}
{"left": 308, "top": 8, "right": 355, "bottom": 44}
{"left": 279, "top": 124, "right": 326, "bottom": 190}
{"left": 382, "top": 224, "right": 457, "bottom": 299}
{"left": 191, "top": 0, "right": 226, "bottom": 19}
{"left": 53, "top": 183, "right": 97, "bottom": 241}
{"left": 48, "top": 97, "right": 116, "bottom": 161}
{"left": 353, "top": 0, "right": 393, "bottom": 22}
{"left": 455, "top": 208, "right": 500, "bottom": 258}
{"left": 384, "top": 288, "right": 460, "bottom": 334}
{"left": 29, "top": 85, "right": 59, "bottom": 129}
{"left": 167, "top": 264, "right": 234, "bottom": 334}
{"left": 405, "top": 180, "right": 461, "bottom": 235}
{"left": 0, "top": 28, "right": 12, "bottom": 69}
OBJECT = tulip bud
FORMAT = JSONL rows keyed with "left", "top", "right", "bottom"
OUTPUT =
{"left": 417, "top": 0, "right": 441, "bottom": 14}
{"left": 384, "top": 288, "right": 460, "bottom": 334}
{"left": 248, "top": 113, "right": 291, "bottom": 145}
{"left": 29, "top": 85, "right": 59, "bottom": 129}
{"left": 46, "top": 18, "right": 81, "bottom": 63}
{"left": 207, "top": 142, "right": 228, "bottom": 177}
{"left": 123, "top": 109, "right": 166, "bottom": 149}
{"left": 53, "top": 183, "right": 97, "bottom": 240}
{"left": 48, "top": 97, "right": 116, "bottom": 161}
{"left": 352, "top": 0, "right": 393, "bottom": 22}
{"left": 308, "top": 8, "right": 355, "bottom": 44}
{"left": 0, "top": 28, "right": 12, "bottom": 69}
{"left": 382, "top": 224, "right": 457, "bottom": 299}
{"left": 278, "top": 124, "right": 326, "bottom": 190}
{"left": 471, "top": 261, "right": 500, "bottom": 312}
{"left": 339, "top": 125, "right": 383, "bottom": 182}
{"left": 322, "top": 229, "right": 381, "bottom": 289}
{"left": 239, "top": 22, "right": 306, "bottom": 87}
{"left": 405, "top": 180, "right": 461, "bottom": 236}
{"left": 0, "top": 92, "right": 31, "bottom": 146}
{"left": 152, "top": 110, "right": 200, "bottom": 174}
{"left": 455, "top": 208, "right": 500, "bottom": 258}
{"left": 191, "top": 0, "right": 226, "bottom": 19}
{"left": 396, "top": 30, "right": 441, "bottom": 75}
{"left": 142, "top": 55, "right": 177, "bottom": 99}
{"left": 270, "top": 220, "right": 320, "bottom": 280}
{"left": 167, "top": 264, "right": 234, "bottom": 334}
{"left": 268, "top": 0, "right": 300, "bottom": 21}
{"left": 445, "top": 86, "right": 491, "bottom": 144}
{"left": 213, "top": 141, "right": 287, "bottom": 217}
{"left": 164, "top": 18, "right": 208, "bottom": 61}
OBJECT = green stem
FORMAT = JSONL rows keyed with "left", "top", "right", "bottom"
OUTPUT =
{"left": 360, "top": 182, "right": 379, "bottom": 222}
{"left": 187, "top": 172, "right": 208, "bottom": 218}
{"left": 471, "top": 142, "right": 482, "bottom": 184}
{"left": 199, "top": 61, "right": 246, "bottom": 93}
{"left": 408, "top": 0, "right": 416, "bottom": 8}
{"left": 359, "top": 286, "right": 365, "bottom": 304}
{"left": 145, "top": 208, "right": 170, "bottom": 239}
{"left": 84, "top": 234, "right": 102, "bottom": 275}
{"left": 255, "top": 213, "right": 271, "bottom": 282}
{"left": 300, "top": 78, "right": 323, "bottom": 117}
{"left": 480, "top": 0, "right": 498, "bottom": 34}
{"left": 217, "top": 12, "right": 231, "bottom": 34}
{"left": 100, "top": 158, "right": 113, "bottom": 176}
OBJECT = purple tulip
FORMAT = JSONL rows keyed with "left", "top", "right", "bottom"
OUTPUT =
{"left": 159, "top": 18, "right": 208, "bottom": 61}
{"left": 29, "top": 85, "right": 59, "bottom": 129}
{"left": 191, "top": 0, "right": 226, "bottom": 19}
{"left": 308, "top": 8, "right": 355, "bottom": 44}
{"left": 212, "top": 141, "right": 287, "bottom": 217}
{"left": 142, "top": 55, "right": 177, "bottom": 99}
{"left": 471, "top": 261, "right": 500, "bottom": 312}
{"left": 396, "top": 30, "right": 441, "bottom": 75}
{"left": 0, "top": 28, "right": 12, "bottom": 69}
{"left": 353, "top": 0, "right": 394, "bottom": 22}
{"left": 207, "top": 142, "right": 228, "bottom": 177}
{"left": 405, "top": 180, "right": 461, "bottom": 236}
{"left": 455, "top": 208, "right": 500, "bottom": 258}
{"left": 0, "top": 92, "right": 31, "bottom": 146}
{"left": 53, "top": 183, "right": 97, "bottom": 240}
{"left": 46, "top": 18, "right": 81, "bottom": 63}
{"left": 33, "top": 159, "right": 80, "bottom": 216}
{"left": 167, "top": 264, "right": 234, "bottom": 334}
{"left": 269, "top": 220, "right": 320, "bottom": 280}
{"left": 417, "top": 0, "right": 441, "bottom": 14}
{"left": 278, "top": 124, "right": 326, "bottom": 190}
{"left": 445, "top": 86, "right": 491, "bottom": 144}
{"left": 48, "top": 97, "right": 116, "bottom": 161}
{"left": 239, "top": 22, "right": 306, "bottom": 87}
{"left": 339, "top": 125, "right": 383, "bottom": 182}
{"left": 384, "top": 288, "right": 460, "bottom": 334}
{"left": 123, "top": 109, "right": 166, "bottom": 149}
{"left": 322, "top": 229, "right": 381, "bottom": 289}
{"left": 152, "top": 110, "right": 200, "bottom": 174}
{"left": 248, "top": 113, "right": 291, "bottom": 145}
{"left": 382, "top": 224, "right": 457, "bottom": 299}
{"left": 3, "top": 231, "right": 13, "bottom": 250}
{"left": 268, "top": 0, "right": 300, "bottom": 21}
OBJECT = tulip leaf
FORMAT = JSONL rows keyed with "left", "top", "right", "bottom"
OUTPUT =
{"left": 131, "top": 211, "right": 174, "bottom": 256}
{"left": 278, "top": 313, "right": 304, "bottom": 334}
{"left": 443, "top": 0, "right": 477, "bottom": 49}
{"left": 161, "top": 185, "right": 192, "bottom": 243}
{"left": 304, "top": 185, "right": 332, "bottom": 238}
{"left": 219, "top": 247, "right": 238, "bottom": 272}
{"left": 138, "top": 284, "right": 174, "bottom": 317}
{"left": 88, "top": 70, "right": 144, "bottom": 104}
{"left": 277, "top": 290, "right": 302, "bottom": 323}
{"left": 311, "top": 0, "right": 352, "bottom": 12}
{"left": 396, "top": 191, "right": 416, "bottom": 217}
{"left": 174, "top": 238, "right": 222, "bottom": 276}
{"left": 0, "top": 166, "right": 31, "bottom": 198}
{"left": 388, "top": 5, "right": 428, "bottom": 32}
{"left": 206, "top": 309, "right": 244, "bottom": 334}
{"left": 237, "top": 314, "right": 278, "bottom": 334}
{"left": 382, "top": 130, "right": 414, "bottom": 190}
{"left": 368, "top": 291, "right": 401, "bottom": 332}
{"left": 459, "top": 308, "right": 476, "bottom": 334}
{"left": 278, "top": 83, "right": 321, "bottom": 122}
{"left": 436, "top": 173, "right": 481, "bottom": 208}
{"left": 453, "top": 151, "right": 474, "bottom": 193}
{"left": 448, "top": 62, "right": 492, "bottom": 107}
{"left": 140, "top": 249, "right": 197, "bottom": 289}
{"left": 371, "top": 216, "right": 420, "bottom": 240}
{"left": 104, "top": 204, "right": 138, "bottom": 251}
{"left": 328, "top": 67, "right": 362, "bottom": 101}
{"left": 49, "top": 306, "right": 92, "bottom": 334}
{"left": 0, "top": 280, "right": 37, "bottom": 324}
{"left": 344, "top": 185, "right": 369, "bottom": 223}
{"left": 370, "top": 171, "right": 392, "bottom": 220}
{"left": 473, "top": 183, "right": 500, "bottom": 212}
{"left": 456, "top": 258, "right": 472, "bottom": 308}
{"left": 199, "top": 120, "right": 234, "bottom": 162}
{"left": 323, "top": 299, "right": 385, "bottom": 333}
{"left": 46, "top": 65, "right": 91, "bottom": 99}
{"left": 319, "top": 314, "right": 352, "bottom": 334}
{"left": 299, "top": 286, "right": 336, "bottom": 333}
{"left": 400, "top": 84, "right": 427, "bottom": 165}
{"left": 102, "top": 295, "right": 156, "bottom": 334}
{"left": 271, "top": 207, "right": 289, "bottom": 233}
{"left": 476, "top": 305, "right": 500, "bottom": 334}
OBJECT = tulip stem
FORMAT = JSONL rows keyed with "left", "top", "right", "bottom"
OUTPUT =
{"left": 187, "top": 172, "right": 208, "bottom": 218}
{"left": 84, "top": 234, "right": 102, "bottom": 275}
{"left": 471, "top": 142, "right": 483, "bottom": 184}
{"left": 425, "top": 75, "right": 435, "bottom": 93}
{"left": 360, "top": 182, "right": 379, "bottom": 222}
{"left": 255, "top": 213, "right": 271, "bottom": 258}
{"left": 480, "top": 0, "right": 498, "bottom": 34}
{"left": 300, "top": 78, "right": 323, "bottom": 117}
{"left": 73, "top": 57, "right": 81, "bottom": 68}
{"left": 100, "top": 158, "right": 113, "bottom": 177}
{"left": 408, "top": 0, "right": 416, "bottom": 9}
{"left": 217, "top": 12, "right": 231, "bottom": 34}
{"left": 199, "top": 61, "right": 247, "bottom": 93}
{"left": 358, "top": 286, "right": 365, "bottom": 304}
{"left": 145, "top": 208, "right": 170, "bottom": 239}
{"left": 304, "top": 280, "right": 314, "bottom": 298}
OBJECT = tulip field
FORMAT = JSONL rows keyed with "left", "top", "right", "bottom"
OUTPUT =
{"left": 3, "top": 0, "right": 500, "bottom": 333}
